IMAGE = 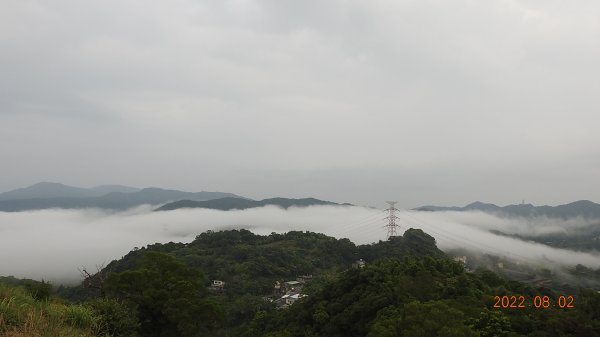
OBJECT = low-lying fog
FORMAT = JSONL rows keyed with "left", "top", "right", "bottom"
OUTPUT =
{"left": 1, "top": 206, "right": 599, "bottom": 283}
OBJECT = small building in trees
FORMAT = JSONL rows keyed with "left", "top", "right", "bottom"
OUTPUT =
{"left": 210, "top": 280, "right": 225, "bottom": 291}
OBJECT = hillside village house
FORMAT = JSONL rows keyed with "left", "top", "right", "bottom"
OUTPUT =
{"left": 210, "top": 280, "right": 225, "bottom": 291}
{"left": 274, "top": 277, "right": 311, "bottom": 309}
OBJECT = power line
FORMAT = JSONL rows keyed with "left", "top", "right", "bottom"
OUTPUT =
{"left": 340, "top": 204, "right": 533, "bottom": 262}
{"left": 345, "top": 210, "right": 385, "bottom": 226}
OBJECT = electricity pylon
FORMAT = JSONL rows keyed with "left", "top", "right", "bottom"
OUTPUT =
{"left": 384, "top": 201, "right": 400, "bottom": 239}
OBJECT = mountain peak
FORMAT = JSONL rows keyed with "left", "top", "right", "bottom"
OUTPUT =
{"left": 0, "top": 182, "right": 94, "bottom": 200}
{"left": 566, "top": 200, "right": 596, "bottom": 206}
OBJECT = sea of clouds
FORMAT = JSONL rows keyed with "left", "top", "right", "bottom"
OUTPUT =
{"left": 1, "top": 205, "right": 599, "bottom": 283}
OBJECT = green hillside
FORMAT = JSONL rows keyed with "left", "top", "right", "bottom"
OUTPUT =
{"left": 262, "top": 258, "right": 600, "bottom": 337}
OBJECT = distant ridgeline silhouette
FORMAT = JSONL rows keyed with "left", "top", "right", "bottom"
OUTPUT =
{"left": 415, "top": 200, "right": 600, "bottom": 219}
{"left": 0, "top": 182, "right": 242, "bottom": 211}
{"left": 155, "top": 197, "right": 352, "bottom": 211}
{"left": 0, "top": 182, "right": 349, "bottom": 212}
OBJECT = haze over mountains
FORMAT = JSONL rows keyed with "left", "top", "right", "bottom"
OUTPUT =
{"left": 0, "top": 182, "right": 346, "bottom": 212}
{"left": 414, "top": 200, "right": 600, "bottom": 252}
{"left": 156, "top": 197, "right": 347, "bottom": 211}
{"left": 5, "top": 182, "right": 600, "bottom": 224}
{"left": 0, "top": 182, "right": 139, "bottom": 200}
{"left": 415, "top": 200, "right": 600, "bottom": 219}
{"left": 0, "top": 182, "right": 242, "bottom": 212}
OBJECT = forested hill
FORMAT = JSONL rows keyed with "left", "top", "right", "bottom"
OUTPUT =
{"left": 55, "top": 228, "right": 445, "bottom": 335}
{"left": 99, "top": 228, "right": 444, "bottom": 295}
{"left": 264, "top": 259, "right": 600, "bottom": 337}
{"left": 155, "top": 197, "right": 348, "bottom": 211}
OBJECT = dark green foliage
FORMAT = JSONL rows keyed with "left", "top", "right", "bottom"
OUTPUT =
{"left": 105, "top": 251, "right": 225, "bottom": 337}
{"left": 260, "top": 256, "right": 600, "bottom": 337}
{"left": 263, "top": 257, "right": 476, "bottom": 337}
{"left": 24, "top": 279, "right": 52, "bottom": 301}
{"left": 0, "top": 276, "right": 29, "bottom": 286}
{"left": 56, "top": 282, "right": 103, "bottom": 302}
{"left": 105, "top": 230, "right": 352, "bottom": 297}
{"left": 477, "top": 269, "right": 506, "bottom": 288}
{"left": 576, "top": 288, "right": 600, "bottom": 333}
{"left": 368, "top": 301, "right": 479, "bottom": 337}
{"left": 472, "top": 309, "right": 512, "bottom": 337}
{"left": 358, "top": 229, "right": 445, "bottom": 261}
{"left": 104, "top": 229, "right": 442, "bottom": 298}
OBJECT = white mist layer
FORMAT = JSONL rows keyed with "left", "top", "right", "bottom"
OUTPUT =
{"left": 400, "top": 211, "right": 600, "bottom": 268}
{"left": 0, "top": 206, "right": 599, "bottom": 283}
{"left": 429, "top": 210, "right": 600, "bottom": 236}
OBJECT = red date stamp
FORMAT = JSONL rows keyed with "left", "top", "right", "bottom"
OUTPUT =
{"left": 493, "top": 295, "right": 574, "bottom": 309}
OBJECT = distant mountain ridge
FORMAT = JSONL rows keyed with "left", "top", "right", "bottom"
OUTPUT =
{"left": 0, "top": 182, "right": 102, "bottom": 200}
{"left": 415, "top": 200, "right": 600, "bottom": 219}
{"left": 156, "top": 197, "right": 347, "bottom": 211}
{"left": 0, "top": 183, "right": 242, "bottom": 212}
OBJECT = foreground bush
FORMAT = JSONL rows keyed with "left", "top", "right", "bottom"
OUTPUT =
{"left": 85, "top": 298, "right": 139, "bottom": 337}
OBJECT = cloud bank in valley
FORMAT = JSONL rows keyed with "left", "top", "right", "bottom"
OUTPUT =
{"left": 427, "top": 210, "right": 600, "bottom": 236}
{"left": 399, "top": 211, "right": 600, "bottom": 267}
{"left": 1, "top": 206, "right": 599, "bottom": 283}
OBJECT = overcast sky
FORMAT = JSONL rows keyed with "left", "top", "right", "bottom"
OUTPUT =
{"left": 2, "top": 0, "right": 600, "bottom": 208}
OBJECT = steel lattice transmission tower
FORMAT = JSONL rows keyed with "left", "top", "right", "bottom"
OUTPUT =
{"left": 384, "top": 201, "right": 400, "bottom": 239}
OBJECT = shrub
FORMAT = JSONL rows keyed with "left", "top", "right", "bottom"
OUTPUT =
{"left": 24, "top": 279, "right": 52, "bottom": 301}
{"left": 86, "top": 297, "right": 139, "bottom": 337}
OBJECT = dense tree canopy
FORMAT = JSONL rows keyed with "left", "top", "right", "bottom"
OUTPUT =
{"left": 105, "top": 251, "right": 224, "bottom": 337}
{"left": 257, "top": 256, "right": 599, "bottom": 337}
